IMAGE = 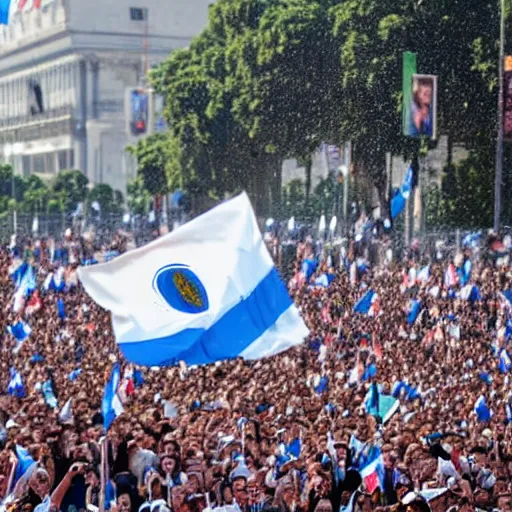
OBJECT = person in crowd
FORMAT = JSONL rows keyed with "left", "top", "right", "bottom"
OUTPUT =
{"left": 1, "top": 228, "right": 512, "bottom": 512}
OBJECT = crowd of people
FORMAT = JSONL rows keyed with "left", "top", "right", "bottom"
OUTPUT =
{"left": 0, "top": 229, "right": 511, "bottom": 512}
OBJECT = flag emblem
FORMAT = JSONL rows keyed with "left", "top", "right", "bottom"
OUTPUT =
{"left": 153, "top": 264, "right": 209, "bottom": 313}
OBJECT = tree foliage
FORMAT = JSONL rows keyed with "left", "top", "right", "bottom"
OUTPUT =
{"left": 126, "top": 134, "right": 170, "bottom": 196}
{"left": 127, "top": 175, "right": 152, "bottom": 215}
{"left": 0, "top": 166, "right": 126, "bottom": 215}
{"left": 52, "top": 169, "right": 89, "bottom": 212}
{"left": 87, "top": 184, "right": 124, "bottom": 214}
{"left": 146, "top": 0, "right": 508, "bottom": 221}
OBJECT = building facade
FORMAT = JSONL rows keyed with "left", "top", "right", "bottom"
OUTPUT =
{"left": 0, "top": 0, "right": 212, "bottom": 194}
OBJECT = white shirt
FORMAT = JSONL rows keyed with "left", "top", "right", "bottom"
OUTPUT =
{"left": 34, "top": 496, "right": 51, "bottom": 512}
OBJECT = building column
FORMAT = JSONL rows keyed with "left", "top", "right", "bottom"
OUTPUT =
{"left": 78, "top": 59, "right": 88, "bottom": 176}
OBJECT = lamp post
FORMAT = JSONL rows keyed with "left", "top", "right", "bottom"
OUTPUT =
{"left": 494, "top": 0, "right": 506, "bottom": 232}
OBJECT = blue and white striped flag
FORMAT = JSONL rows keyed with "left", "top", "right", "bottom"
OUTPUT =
{"left": 407, "top": 299, "right": 422, "bottom": 325}
{"left": 7, "top": 369, "right": 25, "bottom": 398}
{"left": 313, "top": 273, "right": 335, "bottom": 288}
{"left": 42, "top": 380, "right": 58, "bottom": 409}
{"left": 78, "top": 193, "right": 308, "bottom": 367}
{"left": 499, "top": 349, "right": 512, "bottom": 374}
{"left": 43, "top": 267, "right": 66, "bottom": 292}
{"left": 475, "top": 395, "right": 492, "bottom": 422}
{"left": 102, "top": 363, "right": 124, "bottom": 430}
{"left": 12, "top": 445, "right": 36, "bottom": 488}
{"left": 365, "top": 384, "right": 399, "bottom": 424}
{"left": 7, "top": 321, "right": 32, "bottom": 343}
{"left": 69, "top": 369, "right": 82, "bottom": 381}
{"left": 417, "top": 266, "right": 430, "bottom": 282}
{"left": 353, "top": 290, "right": 378, "bottom": 315}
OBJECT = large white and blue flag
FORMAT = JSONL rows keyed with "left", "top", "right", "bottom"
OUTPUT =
{"left": 78, "top": 193, "right": 309, "bottom": 366}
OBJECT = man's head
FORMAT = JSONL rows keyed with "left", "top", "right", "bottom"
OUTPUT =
{"left": 231, "top": 476, "right": 248, "bottom": 506}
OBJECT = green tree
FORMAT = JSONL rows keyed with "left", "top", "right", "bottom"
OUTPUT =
{"left": 21, "top": 175, "right": 50, "bottom": 214}
{"left": 52, "top": 170, "right": 89, "bottom": 212}
{"left": 150, "top": 0, "right": 508, "bottom": 218}
{"left": 127, "top": 175, "right": 151, "bottom": 215}
{"left": 126, "top": 133, "right": 170, "bottom": 196}
{"left": 87, "top": 184, "right": 124, "bottom": 213}
{"left": 330, "top": 0, "right": 502, "bottom": 214}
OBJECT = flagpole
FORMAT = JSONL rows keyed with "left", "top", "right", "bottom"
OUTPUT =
{"left": 99, "top": 436, "right": 106, "bottom": 512}
{"left": 5, "top": 457, "right": 17, "bottom": 497}
{"left": 494, "top": 0, "right": 506, "bottom": 232}
{"left": 166, "top": 473, "right": 173, "bottom": 509}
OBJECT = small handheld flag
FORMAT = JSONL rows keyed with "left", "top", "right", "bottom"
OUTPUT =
{"left": 7, "top": 369, "right": 25, "bottom": 398}
{"left": 499, "top": 349, "right": 511, "bottom": 374}
{"left": 102, "top": 363, "right": 124, "bottom": 430}
{"left": 7, "top": 321, "right": 32, "bottom": 343}
{"left": 353, "top": 290, "right": 378, "bottom": 316}
{"left": 407, "top": 299, "right": 421, "bottom": 325}
{"left": 474, "top": 395, "right": 492, "bottom": 422}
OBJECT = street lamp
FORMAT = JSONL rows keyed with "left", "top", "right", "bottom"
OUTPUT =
{"left": 494, "top": 0, "right": 505, "bottom": 232}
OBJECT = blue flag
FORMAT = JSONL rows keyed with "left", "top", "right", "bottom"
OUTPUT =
{"left": 391, "top": 380, "right": 406, "bottom": 398}
{"left": 475, "top": 395, "right": 491, "bottom": 422}
{"left": 7, "top": 369, "right": 25, "bottom": 398}
{"left": 7, "top": 321, "right": 32, "bottom": 343}
{"left": 391, "top": 165, "right": 413, "bottom": 219}
{"left": 13, "top": 445, "right": 36, "bottom": 487}
{"left": 499, "top": 349, "right": 511, "bottom": 374}
{"left": 10, "top": 261, "right": 28, "bottom": 288}
{"left": 314, "top": 376, "right": 329, "bottom": 394}
{"left": 354, "top": 290, "right": 377, "bottom": 315}
{"left": 69, "top": 369, "right": 82, "bottom": 381}
{"left": 365, "top": 385, "right": 399, "bottom": 424}
{"left": 57, "top": 298, "right": 66, "bottom": 319}
{"left": 286, "top": 438, "right": 301, "bottom": 458}
{"left": 367, "top": 382, "right": 379, "bottom": 411}
{"left": 0, "top": 0, "right": 10, "bottom": 24}
{"left": 42, "top": 380, "right": 58, "bottom": 409}
{"left": 407, "top": 299, "right": 422, "bottom": 325}
{"left": 102, "top": 363, "right": 124, "bottom": 430}
{"left": 302, "top": 258, "right": 318, "bottom": 280}
{"left": 133, "top": 368, "right": 144, "bottom": 387}
{"left": 313, "top": 273, "right": 335, "bottom": 288}
{"left": 363, "top": 363, "right": 377, "bottom": 381}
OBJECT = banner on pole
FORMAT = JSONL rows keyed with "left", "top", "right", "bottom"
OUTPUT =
{"left": 404, "top": 73, "right": 438, "bottom": 140}
{"left": 504, "top": 62, "right": 512, "bottom": 141}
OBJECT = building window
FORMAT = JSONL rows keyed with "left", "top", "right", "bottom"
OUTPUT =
{"left": 22, "top": 155, "right": 31, "bottom": 177}
{"left": 58, "top": 150, "right": 67, "bottom": 171}
{"left": 130, "top": 7, "right": 145, "bottom": 21}
{"left": 28, "top": 80, "right": 44, "bottom": 116}
{"left": 45, "top": 153, "right": 55, "bottom": 174}
{"left": 69, "top": 149, "right": 74, "bottom": 169}
{"left": 32, "top": 153, "right": 56, "bottom": 174}
{"left": 33, "top": 154, "right": 45, "bottom": 173}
